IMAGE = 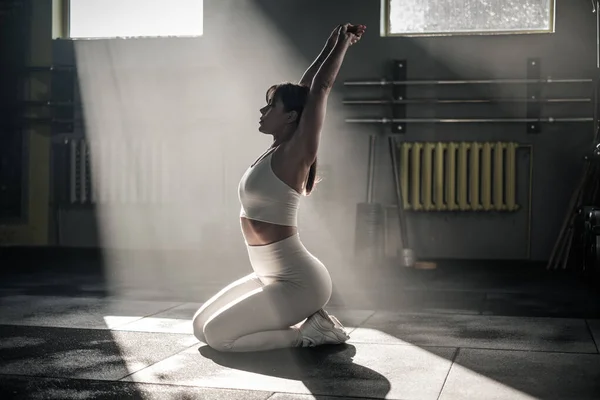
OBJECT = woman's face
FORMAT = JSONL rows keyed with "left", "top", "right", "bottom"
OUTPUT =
{"left": 258, "top": 95, "right": 293, "bottom": 135}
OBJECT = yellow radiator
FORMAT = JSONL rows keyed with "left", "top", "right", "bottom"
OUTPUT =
{"left": 398, "top": 142, "right": 519, "bottom": 212}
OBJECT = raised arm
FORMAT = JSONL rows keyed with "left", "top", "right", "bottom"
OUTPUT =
{"left": 298, "top": 27, "right": 339, "bottom": 87}
{"left": 291, "top": 24, "right": 365, "bottom": 164}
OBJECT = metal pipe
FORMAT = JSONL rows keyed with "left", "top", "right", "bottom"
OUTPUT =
{"left": 344, "top": 78, "right": 593, "bottom": 86}
{"left": 343, "top": 98, "right": 592, "bottom": 105}
{"left": 388, "top": 136, "right": 409, "bottom": 249}
{"left": 22, "top": 101, "right": 77, "bottom": 107}
{"left": 23, "top": 117, "right": 81, "bottom": 123}
{"left": 366, "top": 135, "right": 377, "bottom": 204}
{"left": 596, "top": 0, "right": 600, "bottom": 140}
{"left": 69, "top": 140, "right": 77, "bottom": 204}
{"left": 345, "top": 117, "right": 594, "bottom": 124}
{"left": 527, "top": 145, "right": 534, "bottom": 260}
{"left": 80, "top": 140, "right": 87, "bottom": 203}
{"left": 389, "top": 136, "right": 415, "bottom": 267}
{"left": 23, "top": 66, "right": 76, "bottom": 72}
{"left": 597, "top": 0, "right": 599, "bottom": 69}
{"left": 594, "top": 79, "right": 599, "bottom": 143}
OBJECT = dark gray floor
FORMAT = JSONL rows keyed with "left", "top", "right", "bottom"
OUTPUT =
{"left": 1, "top": 254, "right": 599, "bottom": 399}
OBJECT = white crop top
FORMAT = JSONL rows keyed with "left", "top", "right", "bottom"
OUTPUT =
{"left": 238, "top": 149, "right": 301, "bottom": 227}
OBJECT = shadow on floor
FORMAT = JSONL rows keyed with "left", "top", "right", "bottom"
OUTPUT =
{"left": 199, "top": 343, "right": 393, "bottom": 399}
{"left": 2, "top": 249, "right": 600, "bottom": 399}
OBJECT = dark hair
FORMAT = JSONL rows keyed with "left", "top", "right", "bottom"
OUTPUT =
{"left": 266, "top": 82, "right": 318, "bottom": 196}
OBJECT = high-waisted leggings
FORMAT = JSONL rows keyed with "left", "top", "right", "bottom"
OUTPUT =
{"left": 192, "top": 233, "right": 332, "bottom": 352}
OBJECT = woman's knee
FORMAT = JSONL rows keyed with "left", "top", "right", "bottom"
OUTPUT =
{"left": 192, "top": 319, "right": 206, "bottom": 343}
{"left": 203, "top": 317, "right": 235, "bottom": 352}
{"left": 192, "top": 308, "right": 211, "bottom": 343}
{"left": 193, "top": 312, "right": 234, "bottom": 351}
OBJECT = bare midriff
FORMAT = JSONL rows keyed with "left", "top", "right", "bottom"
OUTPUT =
{"left": 240, "top": 217, "right": 298, "bottom": 246}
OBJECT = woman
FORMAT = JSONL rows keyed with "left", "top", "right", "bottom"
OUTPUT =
{"left": 192, "top": 23, "right": 366, "bottom": 352}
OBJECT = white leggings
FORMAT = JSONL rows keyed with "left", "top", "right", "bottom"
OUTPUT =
{"left": 192, "top": 234, "right": 332, "bottom": 352}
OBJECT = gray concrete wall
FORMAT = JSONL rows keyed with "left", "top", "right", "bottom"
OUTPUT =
{"left": 51, "top": 0, "right": 596, "bottom": 272}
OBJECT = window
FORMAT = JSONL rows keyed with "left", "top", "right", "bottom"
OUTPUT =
{"left": 59, "top": 0, "right": 203, "bottom": 39}
{"left": 382, "top": 0, "right": 555, "bottom": 37}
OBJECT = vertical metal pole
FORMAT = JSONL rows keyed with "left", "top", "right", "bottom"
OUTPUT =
{"left": 388, "top": 136, "right": 407, "bottom": 246}
{"left": 594, "top": 0, "right": 600, "bottom": 69}
{"left": 366, "top": 135, "right": 377, "bottom": 203}
{"left": 596, "top": 1, "right": 600, "bottom": 140}
{"left": 388, "top": 135, "right": 414, "bottom": 267}
{"left": 594, "top": 76, "right": 599, "bottom": 144}
{"left": 356, "top": 134, "right": 384, "bottom": 262}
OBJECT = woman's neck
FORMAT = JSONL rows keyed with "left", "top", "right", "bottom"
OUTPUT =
{"left": 272, "top": 125, "right": 296, "bottom": 147}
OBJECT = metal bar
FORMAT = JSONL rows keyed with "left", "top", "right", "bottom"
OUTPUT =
{"left": 21, "top": 101, "right": 77, "bottom": 107}
{"left": 69, "top": 140, "right": 77, "bottom": 204}
{"left": 22, "top": 66, "right": 76, "bottom": 72}
{"left": 470, "top": 143, "right": 481, "bottom": 210}
{"left": 458, "top": 143, "right": 469, "bottom": 210}
{"left": 594, "top": 79, "right": 599, "bottom": 143}
{"left": 22, "top": 117, "right": 82, "bottom": 123}
{"left": 343, "top": 98, "right": 592, "bottom": 105}
{"left": 90, "top": 141, "right": 97, "bottom": 204}
{"left": 434, "top": 143, "right": 445, "bottom": 211}
{"left": 423, "top": 143, "right": 434, "bottom": 210}
{"left": 446, "top": 143, "right": 458, "bottom": 211}
{"left": 366, "top": 135, "right": 377, "bottom": 203}
{"left": 527, "top": 145, "right": 534, "bottom": 260}
{"left": 506, "top": 143, "right": 518, "bottom": 211}
{"left": 493, "top": 142, "right": 505, "bottom": 210}
{"left": 345, "top": 117, "right": 594, "bottom": 124}
{"left": 80, "top": 140, "right": 87, "bottom": 203}
{"left": 388, "top": 136, "right": 409, "bottom": 248}
{"left": 597, "top": 0, "right": 599, "bottom": 69}
{"left": 344, "top": 78, "right": 593, "bottom": 86}
{"left": 411, "top": 143, "right": 422, "bottom": 210}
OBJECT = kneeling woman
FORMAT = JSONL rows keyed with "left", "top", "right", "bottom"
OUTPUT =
{"left": 192, "top": 24, "right": 366, "bottom": 352}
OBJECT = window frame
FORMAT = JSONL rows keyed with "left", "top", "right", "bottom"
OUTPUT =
{"left": 52, "top": 0, "right": 204, "bottom": 40}
{"left": 380, "top": 0, "right": 556, "bottom": 37}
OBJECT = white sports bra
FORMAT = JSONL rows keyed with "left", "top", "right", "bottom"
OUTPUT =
{"left": 238, "top": 148, "right": 301, "bottom": 227}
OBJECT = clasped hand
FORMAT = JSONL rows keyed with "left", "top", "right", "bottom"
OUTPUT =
{"left": 326, "top": 23, "right": 366, "bottom": 48}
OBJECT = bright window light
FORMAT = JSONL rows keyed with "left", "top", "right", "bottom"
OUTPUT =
{"left": 384, "top": 0, "right": 555, "bottom": 36}
{"left": 68, "top": 0, "right": 203, "bottom": 39}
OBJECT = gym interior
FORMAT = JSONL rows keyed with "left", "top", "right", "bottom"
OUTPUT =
{"left": 1, "top": 1, "right": 599, "bottom": 399}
